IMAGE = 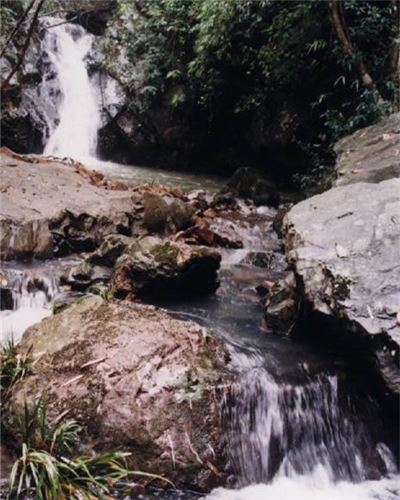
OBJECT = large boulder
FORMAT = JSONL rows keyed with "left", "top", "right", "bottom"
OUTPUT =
{"left": 112, "top": 236, "right": 221, "bottom": 298}
{"left": 334, "top": 112, "right": 400, "bottom": 186}
{"left": 8, "top": 296, "right": 230, "bottom": 490}
{"left": 283, "top": 178, "right": 400, "bottom": 396}
{"left": 0, "top": 152, "right": 141, "bottom": 259}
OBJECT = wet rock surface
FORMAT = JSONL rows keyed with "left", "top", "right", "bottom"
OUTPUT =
{"left": 257, "top": 270, "right": 299, "bottom": 335}
{"left": 7, "top": 295, "right": 230, "bottom": 490}
{"left": 283, "top": 178, "right": 400, "bottom": 395}
{"left": 334, "top": 112, "right": 400, "bottom": 186}
{"left": 112, "top": 236, "right": 221, "bottom": 299}
{"left": 222, "top": 167, "right": 280, "bottom": 207}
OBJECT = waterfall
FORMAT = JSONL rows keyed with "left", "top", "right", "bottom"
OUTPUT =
{"left": 223, "top": 351, "right": 396, "bottom": 484}
{"left": 208, "top": 346, "right": 399, "bottom": 500}
{"left": 0, "top": 270, "right": 58, "bottom": 345}
{"left": 42, "top": 21, "right": 100, "bottom": 160}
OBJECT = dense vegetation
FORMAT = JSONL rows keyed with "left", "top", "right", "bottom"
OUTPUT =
{"left": 109, "top": 0, "right": 399, "bottom": 187}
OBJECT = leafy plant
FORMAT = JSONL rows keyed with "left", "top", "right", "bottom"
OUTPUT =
{"left": 8, "top": 399, "right": 174, "bottom": 499}
{"left": 0, "top": 340, "right": 32, "bottom": 400}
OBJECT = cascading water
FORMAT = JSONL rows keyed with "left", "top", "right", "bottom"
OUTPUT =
{"left": 201, "top": 217, "right": 400, "bottom": 499}
{"left": 153, "top": 211, "right": 399, "bottom": 500}
{"left": 42, "top": 20, "right": 101, "bottom": 160}
{"left": 218, "top": 349, "right": 398, "bottom": 494}
{"left": 0, "top": 269, "right": 58, "bottom": 345}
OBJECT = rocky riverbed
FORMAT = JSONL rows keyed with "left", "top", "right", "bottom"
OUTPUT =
{"left": 1, "top": 114, "right": 400, "bottom": 496}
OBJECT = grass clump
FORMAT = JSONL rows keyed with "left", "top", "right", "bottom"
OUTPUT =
{"left": 7, "top": 399, "right": 173, "bottom": 499}
{"left": 8, "top": 399, "right": 129, "bottom": 499}
{"left": 0, "top": 340, "right": 32, "bottom": 401}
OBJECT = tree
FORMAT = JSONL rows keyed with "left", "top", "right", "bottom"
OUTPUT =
{"left": 327, "top": 0, "right": 381, "bottom": 98}
{"left": 1, "top": 0, "right": 46, "bottom": 91}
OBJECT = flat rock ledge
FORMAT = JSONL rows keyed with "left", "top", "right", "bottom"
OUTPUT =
{"left": 0, "top": 151, "right": 140, "bottom": 259}
{"left": 7, "top": 296, "right": 230, "bottom": 491}
{"left": 334, "top": 112, "right": 400, "bottom": 186}
{"left": 283, "top": 178, "right": 400, "bottom": 397}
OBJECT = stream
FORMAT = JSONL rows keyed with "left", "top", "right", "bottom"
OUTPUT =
{"left": 1, "top": 18, "right": 399, "bottom": 500}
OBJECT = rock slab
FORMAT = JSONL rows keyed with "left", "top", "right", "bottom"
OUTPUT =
{"left": 334, "top": 113, "right": 400, "bottom": 186}
{"left": 284, "top": 178, "right": 400, "bottom": 394}
{"left": 0, "top": 153, "right": 139, "bottom": 259}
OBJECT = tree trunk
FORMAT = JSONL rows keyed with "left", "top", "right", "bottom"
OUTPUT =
{"left": 1, "top": 0, "right": 46, "bottom": 91}
{"left": 327, "top": 0, "right": 380, "bottom": 96}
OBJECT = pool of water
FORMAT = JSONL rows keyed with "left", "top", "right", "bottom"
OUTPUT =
{"left": 85, "top": 158, "right": 226, "bottom": 192}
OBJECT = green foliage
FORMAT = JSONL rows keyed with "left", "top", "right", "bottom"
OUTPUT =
{"left": 111, "top": 0, "right": 396, "bottom": 180}
{"left": 0, "top": 340, "right": 32, "bottom": 400}
{"left": 8, "top": 398, "right": 173, "bottom": 499}
{"left": 0, "top": 0, "right": 25, "bottom": 45}
{"left": 9, "top": 399, "right": 130, "bottom": 499}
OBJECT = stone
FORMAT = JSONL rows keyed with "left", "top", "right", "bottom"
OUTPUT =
{"left": 0, "top": 218, "right": 53, "bottom": 260}
{"left": 334, "top": 112, "right": 400, "bottom": 186}
{"left": 257, "top": 271, "right": 298, "bottom": 334}
{"left": 61, "top": 261, "right": 112, "bottom": 291}
{"left": 223, "top": 167, "right": 280, "bottom": 206}
{"left": 87, "top": 234, "right": 133, "bottom": 267}
{"left": 208, "top": 220, "right": 243, "bottom": 249}
{"left": 169, "top": 198, "right": 194, "bottom": 230}
{"left": 0, "top": 152, "right": 140, "bottom": 260}
{"left": 283, "top": 178, "right": 400, "bottom": 396}
{"left": 143, "top": 193, "right": 170, "bottom": 232}
{"left": 112, "top": 236, "right": 221, "bottom": 298}
{"left": 8, "top": 296, "right": 229, "bottom": 491}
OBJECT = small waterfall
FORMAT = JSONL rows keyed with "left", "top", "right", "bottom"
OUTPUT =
{"left": 210, "top": 347, "right": 399, "bottom": 499}
{"left": 42, "top": 20, "right": 100, "bottom": 160}
{"left": 224, "top": 354, "right": 395, "bottom": 485}
{"left": 0, "top": 270, "right": 58, "bottom": 345}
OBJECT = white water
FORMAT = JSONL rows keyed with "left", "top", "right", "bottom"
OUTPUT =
{"left": 43, "top": 22, "right": 100, "bottom": 160}
{"left": 206, "top": 348, "right": 399, "bottom": 499}
{"left": 207, "top": 473, "right": 400, "bottom": 500}
{"left": 0, "top": 270, "right": 58, "bottom": 345}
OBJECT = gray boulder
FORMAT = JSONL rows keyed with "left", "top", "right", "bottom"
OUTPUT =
{"left": 61, "top": 261, "right": 112, "bottom": 291}
{"left": 0, "top": 152, "right": 140, "bottom": 259}
{"left": 87, "top": 234, "right": 133, "bottom": 267}
{"left": 334, "top": 113, "right": 400, "bottom": 186}
{"left": 283, "top": 178, "right": 400, "bottom": 395}
{"left": 143, "top": 193, "right": 194, "bottom": 233}
{"left": 143, "top": 193, "right": 170, "bottom": 232}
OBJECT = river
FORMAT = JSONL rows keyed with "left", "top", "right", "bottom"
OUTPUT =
{"left": 1, "top": 18, "right": 399, "bottom": 500}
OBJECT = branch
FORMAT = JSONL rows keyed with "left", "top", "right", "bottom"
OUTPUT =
{"left": 327, "top": 0, "right": 379, "bottom": 94}
{"left": 0, "top": 0, "right": 36, "bottom": 59}
{"left": 40, "top": 16, "right": 79, "bottom": 30}
{"left": 1, "top": 0, "right": 46, "bottom": 91}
